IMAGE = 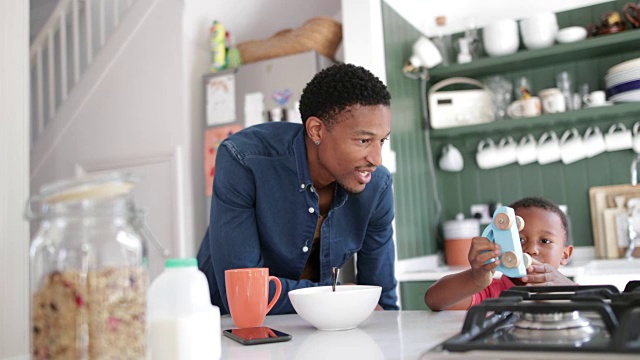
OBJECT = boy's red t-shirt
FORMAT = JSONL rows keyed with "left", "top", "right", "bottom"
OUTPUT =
{"left": 470, "top": 275, "right": 516, "bottom": 307}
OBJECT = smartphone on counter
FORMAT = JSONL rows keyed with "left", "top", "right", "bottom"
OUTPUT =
{"left": 223, "top": 327, "right": 292, "bottom": 345}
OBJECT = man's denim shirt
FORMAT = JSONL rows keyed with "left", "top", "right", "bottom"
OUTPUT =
{"left": 197, "top": 122, "right": 398, "bottom": 315}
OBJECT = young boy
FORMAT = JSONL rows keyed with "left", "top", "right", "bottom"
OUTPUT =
{"left": 424, "top": 196, "right": 575, "bottom": 311}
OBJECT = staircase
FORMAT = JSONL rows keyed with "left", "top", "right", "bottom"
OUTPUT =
{"left": 30, "top": 0, "right": 137, "bottom": 145}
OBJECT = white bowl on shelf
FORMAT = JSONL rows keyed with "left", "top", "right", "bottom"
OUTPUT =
{"left": 556, "top": 26, "right": 587, "bottom": 43}
{"left": 288, "top": 285, "right": 381, "bottom": 331}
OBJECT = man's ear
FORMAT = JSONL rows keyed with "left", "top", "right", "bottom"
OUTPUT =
{"left": 306, "top": 116, "right": 324, "bottom": 143}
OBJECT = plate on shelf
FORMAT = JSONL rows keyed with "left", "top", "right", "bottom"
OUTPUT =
{"left": 605, "top": 68, "right": 640, "bottom": 87}
{"left": 607, "top": 57, "right": 640, "bottom": 75}
{"left": 610, "top": 89, "right": 640, "bottom": 102}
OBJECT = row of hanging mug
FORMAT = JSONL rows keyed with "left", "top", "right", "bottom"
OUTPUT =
{"left": 476, "top": 122, "right": 640, "bottom": 170}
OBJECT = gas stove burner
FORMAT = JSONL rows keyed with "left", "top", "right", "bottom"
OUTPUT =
{"left": 438, "top": 282, "right": 640, "bottom": 354}
{"left": 515, "top": 311, "right": 591, "bottom": 330}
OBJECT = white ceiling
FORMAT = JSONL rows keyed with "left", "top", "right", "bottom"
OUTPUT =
{"left": 385, "top": 0, "right": 611, "bottom": 37}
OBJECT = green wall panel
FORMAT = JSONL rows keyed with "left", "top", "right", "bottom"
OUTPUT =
{"left": 400, "top": 281, "right": 433, "bottom": 311}
{"left": 382, "top": 2, "right": 438, "bottom": 259}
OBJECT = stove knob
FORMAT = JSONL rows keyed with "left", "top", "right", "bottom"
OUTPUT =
{"left": 502, "top": 251, "right": 520, "bottom": 268}
{"left": 516, "top": 216, "right": 525, "bottom": 231}
{"left": 494, "top": 213, "right": 512, "bottom": 230}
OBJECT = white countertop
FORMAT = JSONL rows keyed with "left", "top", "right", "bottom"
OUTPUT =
{"left": 221, "top": 311, "right": 466, "bottom": 360}
{"left": 221, "top": 311, "right": 639, "bottom": 360}
{"left": 396, "top": 247, "right": 640, "bottom": 291}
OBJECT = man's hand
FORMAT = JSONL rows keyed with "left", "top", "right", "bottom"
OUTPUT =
{"left": 521, "top": 258, "right": 575, "bottom": 286}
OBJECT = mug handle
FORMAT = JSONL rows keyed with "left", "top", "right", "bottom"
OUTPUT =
{"left": 624, "top": 3, "right": 640, "bottom": 28}
{"left": 477, "top": 138, "right": 496, "bottom": 152}
{"left": 608, "top": 123, "right": 627, "bottom": 134}
{"left": 584, "top": 126, "right": 601, "bottom": 138}
{"left": 507, "top": 101, "right": 524, "bottom": 118}
{"left": 519, "top": 134, "right": 535, "bottom": 146}
{"left": 498, "top": 136, "right": 516, "bottom": 147}
{"left": 560, "top": 128, "right": 580, "bottom": 144}
{"left": 538, "top": 131, "right": 558, "bottom": 145}
{"left": 265, "top": 276, "right": 282, "bottom": 314}
{"left": 633, "top": 122, "right": 640, "bottom": 136}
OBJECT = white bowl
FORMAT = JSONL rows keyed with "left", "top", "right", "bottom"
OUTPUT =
{"left": 556, "top": 26, "right": 587, "bottom": 43}
{"left": 288, "top": 285, "right": 381, "bottom": 331}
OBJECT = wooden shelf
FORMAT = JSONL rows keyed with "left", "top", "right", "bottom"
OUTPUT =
{"left": 430, "top": 102, "right": 640, "bottom": 140}
{"left": 428, "top": 30, "right": 640, "bottom": 81}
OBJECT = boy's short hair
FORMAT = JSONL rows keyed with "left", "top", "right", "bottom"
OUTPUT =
{"left": 508, "top": 196, "right": 570, "bottom": 245}
{"left": 299, "top": 63, "right": 391, "bottom": 130}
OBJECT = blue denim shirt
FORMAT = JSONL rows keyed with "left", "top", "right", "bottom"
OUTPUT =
{"left": 197, "top": 122, "right": 398, "bottom": 314}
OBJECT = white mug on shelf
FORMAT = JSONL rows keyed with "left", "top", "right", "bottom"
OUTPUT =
{"left": 507, "top": 97, "right": 542, "bottom": 118}
{"left": 559, "top": 128, "right": 586, "bottom": 165}
{"left": 537, "top": 131, "right": 561, "bottom": 165}
{"left": 539, "top": 88, "right": 566, "bottom": 114}
{"left": 633, "top": 122, "right": 640, "bottom": 154}
{"left": 605, "top": 123, "right": 632, "bottom": 152}
{"left": 496, "top": 136, "right": 518, "bottom": 167}
{"left": 583, "top": 126, "right": 606, "bottom": 158}
{"left": 439, "top": 144, "right": 464, "bottom": 172}
{"left": 476, "top": 138, "right": 500, "bottom": 169}
{"left": 583, "top": 90, "right": 608, "bottom": 107}
{"left": 516, "top": 134, "right": 537, "bottom": 165}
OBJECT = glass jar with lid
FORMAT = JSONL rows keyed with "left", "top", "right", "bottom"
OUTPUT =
{"left": 26, "top": 172, "right": 148, "bottom": 359}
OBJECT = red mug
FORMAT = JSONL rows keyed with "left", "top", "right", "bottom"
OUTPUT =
{"left": 225, "top": 268, "right": 281, "bottom": 328}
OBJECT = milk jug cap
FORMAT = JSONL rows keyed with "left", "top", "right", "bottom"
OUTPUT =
{"left": 165, "top": 257, "right": 197, "bottom": 268}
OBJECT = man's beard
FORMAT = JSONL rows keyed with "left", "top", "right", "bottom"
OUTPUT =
{"left": 337, "top": 181, "right": 363, "bottom": 197}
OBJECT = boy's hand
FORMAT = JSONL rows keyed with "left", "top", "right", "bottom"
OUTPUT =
{"left": 522, "top": 258, "right": 575, "bottom": 286}
{"left": 468, "top": 236, "right": 501, "bottom": 288}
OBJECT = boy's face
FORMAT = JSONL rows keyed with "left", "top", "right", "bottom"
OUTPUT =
{"left": 516, "top": 207, "right": 573, "bottom": 268}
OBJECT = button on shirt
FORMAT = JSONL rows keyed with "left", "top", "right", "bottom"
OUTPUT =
{"left": 196, "top": 122, "right": 398, "bottom": 314}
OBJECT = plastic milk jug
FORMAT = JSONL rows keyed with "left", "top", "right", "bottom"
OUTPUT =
{"left": 147, "top": 258, "right": 221, "bottom": 360}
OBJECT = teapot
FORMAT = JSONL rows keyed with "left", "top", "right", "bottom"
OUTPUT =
{"left": 624, "top": 2, "right": 640, "bottom": 28}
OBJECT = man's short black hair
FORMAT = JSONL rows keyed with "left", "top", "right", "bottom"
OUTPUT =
{"left": 509, "top": 196, "right": 570, "bottom": 245}
{"left": 299, "top": 63, "right": 391, "bottom": 130}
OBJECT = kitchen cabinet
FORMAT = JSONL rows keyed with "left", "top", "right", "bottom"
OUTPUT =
{"left": 429, "top": 29, "right": 640, "bottom": 140}
{"left": 380, "top": 0, "right": 640, "bottom": 311}
{"left": 424, "top": 0, "right": 640, "bottom": 251}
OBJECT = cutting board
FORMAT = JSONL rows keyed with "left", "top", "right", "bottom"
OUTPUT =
{"left": 589, "top": 184, "right": 640, "bottom": 258}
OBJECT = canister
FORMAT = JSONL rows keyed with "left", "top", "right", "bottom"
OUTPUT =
{"left": 443, "top": 213, "right": 480, "bottom": 266}
{"left": 26, "top": 172, "right": 149, "bottom": 359}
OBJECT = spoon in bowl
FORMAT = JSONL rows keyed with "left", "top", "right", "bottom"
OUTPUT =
{"left": 331, "top": 267, "right": 339, "bottom": 292}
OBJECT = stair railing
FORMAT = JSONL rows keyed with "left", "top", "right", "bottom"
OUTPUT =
{"left": 30, "top": 0, "right": 136, "bottom": 144}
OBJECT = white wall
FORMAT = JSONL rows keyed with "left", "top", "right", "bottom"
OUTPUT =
{"left": 0, "top": 0, "right": 30, "bottom": 358}
{"left": 385, "top": 0, "right": 611, "bottom": 36}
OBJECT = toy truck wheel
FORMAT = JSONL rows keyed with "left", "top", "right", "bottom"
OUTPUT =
{"left": 501, "top": 251, "right": 520, "bottom": 268}
{"left": 494, "top": 213, "right": 512, "bottom": 230}
{"left": 523, "top": 253, "right": 532, "bottom": 268}
{"left": 516, "top": 216, "right": 525, "bottom": 231}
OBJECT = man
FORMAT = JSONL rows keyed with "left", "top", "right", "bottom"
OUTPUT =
{"left": 197, "top": 63, "right": 398, "bottom": 314}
